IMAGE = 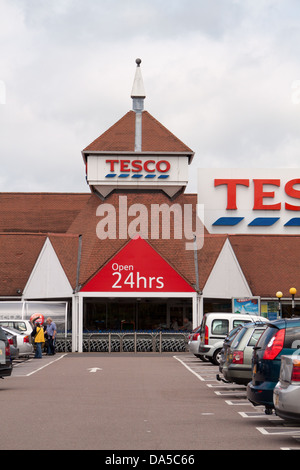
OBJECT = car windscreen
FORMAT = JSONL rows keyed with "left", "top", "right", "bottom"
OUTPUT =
{"left": 248, "top": 328, "right": 266, "bottom": 347}
{"left": 2, "top": 326, "right": 21, "bottom": 336}
{"left": 284, "top": 326, "right": 300, "bottom": 349}
{"left": 231, "top": 327, "right": 247, "bottom": 349}
{"left": 233, "top": 319, "right": 251, "bottom": 328}
{"left": 14, "top": 322, "right": 27, "bottom": 332}
{"left": 224, "top": 326, "right": 242, "bottom": 343}
{"left": 256, "top": 325, "right": 278, "bottom": 350}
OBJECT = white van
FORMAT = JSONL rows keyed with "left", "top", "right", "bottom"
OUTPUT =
{"left": 198, "top": 312, "right": 268, "bottom": 365}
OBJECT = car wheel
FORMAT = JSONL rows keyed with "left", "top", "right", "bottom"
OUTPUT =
{"left": 199, "top": 355, "right": 210, "bottom": 362}
{"left": 194, "top": 354, "right": 210, "bottom": 362}
{"left": 212, "top": 349, "right": 222, "bottom": 366}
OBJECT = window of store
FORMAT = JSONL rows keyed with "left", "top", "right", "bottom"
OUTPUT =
{"left": 83, "top": 298, "right": 192, "bottom": 332}
{"left": 204, "top": 298, "right": 232, "bottom": 314}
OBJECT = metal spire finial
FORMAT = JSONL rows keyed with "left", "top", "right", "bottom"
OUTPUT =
{"left": 131, "top": 59, "right": 145, "bottom": 152}
{"left": 131, "top": 58, "right": 146, "bottom": 100}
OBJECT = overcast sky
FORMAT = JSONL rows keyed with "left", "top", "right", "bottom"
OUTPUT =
{"left": 0, "top": 0, "right": 300, "bottom": 193}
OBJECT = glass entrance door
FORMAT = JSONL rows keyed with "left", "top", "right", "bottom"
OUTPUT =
{"left": 83, "top": 297, "right": 192, "bottom": 332}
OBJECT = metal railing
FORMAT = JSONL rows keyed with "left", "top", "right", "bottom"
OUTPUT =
{"left": 55, "top": 332, "right": 190, "bottom": 353}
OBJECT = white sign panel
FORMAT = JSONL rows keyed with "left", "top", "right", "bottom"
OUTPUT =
{"left": 198, "top": 169, "right": 300, "bottom": 234}
{"left": 87, "top": 155, "right": 189, "bottom": 198}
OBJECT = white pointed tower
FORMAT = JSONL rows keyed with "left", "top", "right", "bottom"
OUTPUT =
{"left": 82, "top": 59, "right": 194, "bottom": 199}
{"left": 131, "top": 58, "right": 145, "bottom": 152}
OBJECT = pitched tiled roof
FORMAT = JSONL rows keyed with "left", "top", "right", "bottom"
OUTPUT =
{"left": 230, "top": 235, "right": 300, "bottom": 297}
{"left": 0, "top": 233, "right": 47, "bottom": 296}
{"left": 48, "top": 233, "right": 80, "bottom": 290}
{"left": 1, "top": 192, "right": 300, "bottom": 299}
{"left": 0, "top": 193, "right": 90, "bottom": 233}
{"left": 0, "top": 232, "right": 80, "bottom": 296}
{"left": 197, "top": 235, "right": 227, "bottom": 290}
{"left": 0, "top": 192, "right": 208, "bottom": 295}
{"left": 82, "top": 110, "right": 194, "bottom": 155}
{"left": 67, "top": 192, "right": 205, "bottom": 290}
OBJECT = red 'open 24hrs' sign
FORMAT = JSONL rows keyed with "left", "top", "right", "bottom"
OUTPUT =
{"left": 81, "top": 236, "right": 195, "bottom": 293}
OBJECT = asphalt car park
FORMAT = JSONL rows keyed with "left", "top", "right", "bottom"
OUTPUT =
{"left": 0, "top": 351, "right": 300, "bottom": 451}
{"left": 176, "top": 354, "right": 300, "bottom": 450}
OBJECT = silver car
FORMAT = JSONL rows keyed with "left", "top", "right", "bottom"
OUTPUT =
{"left": 188, "top": 326, "right": 209, "bottom": 361}
{"left": 0, "top": 320, "right": 33, "bottom": 336}
{"left": 220, "top": 322, "right": 268, "bottom": 385}
{"left": 188, "top": 326, "right": 201, "bottom": 356}
{"left": 1, "top": 326, "right": 34, "bottom": 358}
{"left": 274, "top": 355, "right": 300, "bottom": 422}
{"left": 2, "top": 329, "right": 19, "bottom": 360}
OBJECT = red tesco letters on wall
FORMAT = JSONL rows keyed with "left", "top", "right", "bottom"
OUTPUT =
{"left": 214, "top": 178, "right": 300, "bottom": 211}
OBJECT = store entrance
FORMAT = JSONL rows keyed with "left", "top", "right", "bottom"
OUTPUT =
{"left": 83, "top": 297, "right": 192, "bottom": 332}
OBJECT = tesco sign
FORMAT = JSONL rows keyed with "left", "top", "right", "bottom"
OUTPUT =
{"left": 86, "top": 155, "right": 189, "bottom": 198}
{"left": 197, "top": 169, "right": 300, "bottom": 234}
{"left": 105, "top": 159, "right": 171, "bottom": 176}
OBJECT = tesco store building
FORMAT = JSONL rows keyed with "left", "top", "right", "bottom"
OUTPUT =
{"left": 1, "top": 61, "right": 299, "bottom": 352}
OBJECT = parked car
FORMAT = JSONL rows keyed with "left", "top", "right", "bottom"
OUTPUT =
{"left": 1, "top": 326, "right": 34, "bottom": 358}
{"left": 247, "top": 318, "right": 300, "bottom": 414}
{"left": 273, "top": 355, "right": 300, "bottom": 422}
{"left": 2, "top": 328, "right": 19, "bottom": 360}
{"left": 219, "top": 322, "right": 268, "bottom": 385}
{"left": 198, "top": 312, "right": 268, "bottom": 365}
{"left": 0, "top": 319, "right": 33, "bottom": 336}
{"left": 188, "top": 325, "right": 209, "bottom": 361}
{"left": 218, "top": 325, "right": 244, "bottom": 375}
{"left": 0, "top": 326, "right": 13, "bottom": 379}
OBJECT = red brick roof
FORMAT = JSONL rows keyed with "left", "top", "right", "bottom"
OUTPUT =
{"left": 197, "top": 234, "right": 227, "bottom": 290}
{"left": 49, "top": 233, "right": 80, "bottom": 290}
{"left": 0, "top": 232, "right": 80, "bottom": 296}
{"left": 230, "top": 235, "right": 300, "bottom": 298}
{"left": 67, "top": 192, "right": 205, "bottom": 290}
{"left": 0, "top": 192, "right": 207, "bottom": 295}
{"left": 82, "top": 110, "right": 194, "bottom": 155}
{"left": 0, "top": 233, "right": 46, "bottom": 296}
{"left": 0, "top": 193, "right": 90, "bottom": 233}
{"left": 1, "top": 191, "right": 300, "bottom": 298}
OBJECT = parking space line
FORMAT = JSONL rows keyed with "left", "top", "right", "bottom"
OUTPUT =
{"left": 214, "top": 390, "right": 247, "bottom": 396}
{"left": 173, "top": 355, "right": 206, "bottom": 381}
{"left": 238, "top": 411, "right": 281, "bottom": 420}
{"left": 15, "top": 353, "right": 68, "bottom": 377}
{"left": 198, "top": 377, "right": 218, "bottom": 381}
{"left": 175, "top": 355, "right": 300, "bottom": 449}
{"left": 179, "top": 355, "right": 300, "bottom": 449}
{"left": 207, "top": 384, "right": 246, "bottom": 389}
{"left": 225, "top": 399, "right": 253, "bottom": 406}
{"left": 257, "top": 426, "right": 300, "bottom": 436}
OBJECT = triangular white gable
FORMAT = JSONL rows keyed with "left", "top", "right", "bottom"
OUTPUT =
{"left": 23, "top": 238, "right": 73, "bottom": 299}
{"left": 203, "top": 239, "right": 252, "bottom": 298}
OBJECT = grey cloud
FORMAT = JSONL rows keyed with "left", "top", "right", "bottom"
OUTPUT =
{"left": 1, "top": 0, "right": 300, "bottom": 193}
